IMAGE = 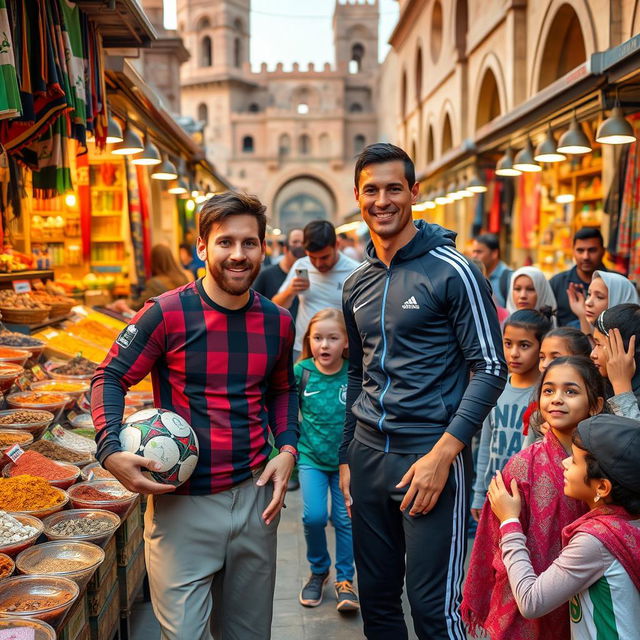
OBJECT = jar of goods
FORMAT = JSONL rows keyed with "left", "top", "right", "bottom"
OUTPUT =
{"left": 0, "top": 430, "right": 34, "bottom": 454}
{"left": 67, "top": 480, "right": 137, "bottom": 517}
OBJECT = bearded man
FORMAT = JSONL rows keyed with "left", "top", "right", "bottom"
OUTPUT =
{"left": 91, "top": 191, "right": 299, "bottom": 640}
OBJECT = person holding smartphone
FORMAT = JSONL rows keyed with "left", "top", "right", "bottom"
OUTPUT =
{"left": 273, "top": 220, "right": 360, "bottom": 361}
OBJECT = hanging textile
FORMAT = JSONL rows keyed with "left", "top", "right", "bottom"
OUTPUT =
{"left": 30, "top": 116, "right": 72, "bottom": 198}
{"left": 0, "top": 0, "right": 70, "bottom": 156}
{"left": 516, "top": 171, "right": 541, "bottom": 248}
{"left": 125, "top": 158, "right": 147, "bottom": 289}
{"left": 488, "top": 177, "right": 502, "bottom": 233}
{"left": 604, "top": 144, "right": 630, "bottom": 257}
{"left": 0, "top": 0, "right": 21, "bottom": 120}
{"left": 84, "top": 18, "right": 106, "bottom": 148}
{"left": 77, "top": 151, "right": 90, "bottom": 260}
{"left": 136, "top": 164, "right": 152, "bottom": 279}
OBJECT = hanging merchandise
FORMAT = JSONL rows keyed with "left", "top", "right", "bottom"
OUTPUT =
{"left": 516, "top": 171, "right": 541, "bottom": 249}
{"left": 0, "top": 0, "right": 21, "bottom": 120}
{"left": 125, "top": 157, "right": 147, "bottom": 291}
{"left": 77, "top": 151, "right": 90, "bottom": 260}
{"left": 136, "top": 164, "right": 152, "bottom": 279}
{"left": 606, "top": 114, "right": 640, "bottom": 280}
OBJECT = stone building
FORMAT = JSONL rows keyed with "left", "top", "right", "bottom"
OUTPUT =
{"left": 381, "top": 0, "right": 640, "bottom": 252}
{"left": 176, "top": 0, "right": 380, "bottom": 229}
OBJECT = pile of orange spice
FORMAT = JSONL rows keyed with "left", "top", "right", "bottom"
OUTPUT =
{"left": 0, "top": 475, "right": 65, "bottom": 511}
{"left": 8, "top": 451, "right": 73, "bottom": 481}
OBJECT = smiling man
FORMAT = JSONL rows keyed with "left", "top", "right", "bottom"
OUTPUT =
{"left": 91, "top": 191, "right": 298, "bottom": 640}
{"left": 273, "top": 220, "right": 360, "bottom": 360}
{"left": 338, "top": 143, "right": 507, "bottom": 639}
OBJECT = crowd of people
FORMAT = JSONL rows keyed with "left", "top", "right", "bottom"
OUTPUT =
{"left": 91, "top": 143, "right": 640, "bottom": 640}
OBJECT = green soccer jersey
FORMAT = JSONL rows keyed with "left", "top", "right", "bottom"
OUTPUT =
{"left": 294, "top": 358, "right": 348, "bottom": 471}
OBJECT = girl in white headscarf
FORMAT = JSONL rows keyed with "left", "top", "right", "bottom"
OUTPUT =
{"left": 506, "top": 267, "right": 558, "bottom": 326}
{"left": 568, "top": 270, "right": 640, "bottom": 334}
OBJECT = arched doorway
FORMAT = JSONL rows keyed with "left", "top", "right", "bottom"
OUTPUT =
{"left": 442, "top": 113, "right": 453, "bottom": 154}
{"left": 426, "top": 124, "right": 435, "bottom": 163}
{"left": 273, "top": 177, "right": 336, "bottom": 231}
{"left": 475, "top": 68, "right": 502, "bottom": 129}
{"left": 538, "top": 4, "right": 586, "bottom": 90}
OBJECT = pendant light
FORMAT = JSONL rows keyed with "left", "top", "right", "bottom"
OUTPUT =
{"left": 513, "top": 137, "right": 542, "bottom": 172}
{"left": 446, "top": 181, "right": 463, "bottom": 200}
{"left": 112, "top": 126, "right": 144, "bottom": 155}
{"left": 106, "top": 114, "right": 123, "bottom": 144}
{"left": 467, "top": 171, "right": 487, "bottom": 193}
{"left": 534, "top": 124, "right": 566, "bottom": 163}
{"left": 557, "top": 115, "right": 591, "bottom": 154}
{"left": 495, "top": 147, "right": 522, "bottom": 176}
{"left": 596, "top": 106, "right": 636, "bottom": 145}
{"left": 168, "top": 178, "right": 189, "bottom": 195}
{"left": 132, "top": 136, "right": 162, "bottom": 165}
{"left": 424, "top": 192, "right": 436, "bottom": 209}
{"left": 457, "top": 182, "right": 473, "bottom": 198}
{"left": 435, "top": 189, "right": 451, "bottom": 205}
{"left": 151, "top": 157, "right": 178, "bottom": 181}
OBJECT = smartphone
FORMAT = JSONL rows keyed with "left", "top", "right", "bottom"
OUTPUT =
{"left": 295, "top": 268, "right": 309, "bottom": 280}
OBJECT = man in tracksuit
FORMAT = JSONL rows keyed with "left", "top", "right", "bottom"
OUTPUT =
{"left": 339, "top": 143, "right": 507, "bottom": 640}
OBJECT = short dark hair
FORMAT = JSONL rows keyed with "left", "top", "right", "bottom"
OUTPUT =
{"left": 573, "top": 226, "right": 604, "bottom": 246}
{"left": 474, "top": 233, "right": 501, "bottom": 254}
{"left": 597, "top": 303, "right": 640, "bottom": 371}
{"left": 178, "top": 243, "right": 192, "bottom": 253}
{"left": 504, "top": 309, "right": 553, "bottom": 345}
{"left": 543, "top": 327, "right": 592, "bottom": 358}
{"left": 303, "top": 220, "right": 336, "bottom": 252}
{"left": 199, "top": 191, "right": 267, "bottom": 243}
{"left": 354, "top": 143, "right": 415, "bottom": 190}
{"left": 573, "top": 429, "right": 640, "bottom": 515}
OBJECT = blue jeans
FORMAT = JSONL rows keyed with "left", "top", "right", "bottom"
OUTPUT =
{"left": 298, "top": 465, "right": 354, "bottom": 582}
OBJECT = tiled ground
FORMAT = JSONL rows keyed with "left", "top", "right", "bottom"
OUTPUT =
{"left": 131, "top": 489, "right": 425, "bottom": 639}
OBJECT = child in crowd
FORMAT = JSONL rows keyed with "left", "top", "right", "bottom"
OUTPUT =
{"left": 524, "top": 327, "right": 593, "bottom": 446}
{"left": 489, "top": 414, "right": 640, "bottom": 639}
{"left": 506, "top": 266, "right": 558, "bottom": 322}
{"left": 591, "top": 303, "right": 640, "bottom": 419}
{"left": 567, "top": 270, "right": 639, "bottom": 335}
{"left": 294, "top": 309, "right": 358, "bottom": 613}
{"left": 471, "top": 310, "right": 551, "bottom": 521}
{"left": 462, "top": 356, "right": 607, "bottom": 640}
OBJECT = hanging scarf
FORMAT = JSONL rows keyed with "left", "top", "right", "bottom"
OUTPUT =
{"left": 0, "top": 0, "right": 21, "bottom": 120}
{"left": 517, "top": 171, "right": 541, "bottom": 249}
{"left": 562, "top": 504, "right": 640, "bottom": 590}
{"left": 461, "top": 430, "right": 587, "bottom": 640}
{"left": 135, "top": 164, "right": 152, "bottom": 279}
{"left": 125, "top": 157, "right": 146, "bottom": 289}
{"left": 30, "top": 116, "right": 72, "bottom": 198}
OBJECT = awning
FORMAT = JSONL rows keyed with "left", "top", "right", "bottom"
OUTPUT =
{"left": 75, "top": 0, "right": 156, "bottom": 48}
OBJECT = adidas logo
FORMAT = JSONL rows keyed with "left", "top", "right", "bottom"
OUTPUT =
{"left": 402, "top": 295, "right": 420, "bottom": 310}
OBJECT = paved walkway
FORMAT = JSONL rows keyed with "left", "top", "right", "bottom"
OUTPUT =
{"left": 131, "top": 489, "right": 424, "bottom": 639}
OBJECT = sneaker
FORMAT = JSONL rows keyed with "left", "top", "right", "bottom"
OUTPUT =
{"left": 335, "top": 580, "right": 360, "bottom": 612}
{"left": 299, "top": 571, "right": 329, "bottom": 607}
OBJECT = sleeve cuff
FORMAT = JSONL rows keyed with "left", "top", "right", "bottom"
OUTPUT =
{"left": 274, "top": 427, "right": 298, "bottom": 450}
{"left": 499, "top": 519, "right": 523, "bottom": 537}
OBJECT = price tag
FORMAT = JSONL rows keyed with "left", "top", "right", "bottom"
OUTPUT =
{"left": 12, "top": 280, "right": 31, "bottom": 294}
{"left": 6, "top": 445, "right": 24, "bottom": 462}
{"left": 51, "top": 424, "right": 65, "bottom": 438}
{"left": 15, "top": 374, "right": 31, "bottom": 391}
{"left": 30, "top": 364, "right": 47, "bottom": 381}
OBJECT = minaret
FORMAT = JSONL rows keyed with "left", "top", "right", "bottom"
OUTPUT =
{"left": 333, "top": 0, "right": 379, "bottom": 73}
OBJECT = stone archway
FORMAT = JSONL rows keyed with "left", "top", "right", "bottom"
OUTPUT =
{"left": 475, "top": 67, "right": 502, "bottom": 129}
{"left": 273, "top": 176, "right": 337, "bottom": 231}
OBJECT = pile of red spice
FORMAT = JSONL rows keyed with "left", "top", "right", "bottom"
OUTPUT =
{"left": 71, "top": 485, "right": 117, "bottom": 501}
{"left": 9, "top": 451, "right": 73, "bottom": 481}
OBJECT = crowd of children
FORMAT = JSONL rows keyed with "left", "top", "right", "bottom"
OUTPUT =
{"left": 288, "top": 255, "right": 640, "bottom": 639}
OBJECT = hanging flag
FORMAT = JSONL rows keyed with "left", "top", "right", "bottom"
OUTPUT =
{"left": 0, "top": 0, "right": 21, "bottom": 120}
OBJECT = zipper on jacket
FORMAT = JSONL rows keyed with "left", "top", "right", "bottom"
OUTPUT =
{"left": 377, "top": 269, "right": 392, "bottom": 453}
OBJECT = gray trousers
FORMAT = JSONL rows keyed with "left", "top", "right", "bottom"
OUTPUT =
{"left": 143, "top": 471, "right": 280, "bottom": 640}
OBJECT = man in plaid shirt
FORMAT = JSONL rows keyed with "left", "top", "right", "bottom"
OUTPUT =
{"left": 91, "top": 192, "right": 299, "bottom": 640}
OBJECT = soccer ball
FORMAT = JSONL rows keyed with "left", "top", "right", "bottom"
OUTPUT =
{"left": 119, "top": 408, "right": 199, "bottom": 487}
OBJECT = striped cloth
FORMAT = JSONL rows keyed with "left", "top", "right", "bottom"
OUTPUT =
{"left": 0, "top": 0, "right": 21, "bottom": 120}
{"left": 91, "top": 280, "right": 299, "bottom": 495}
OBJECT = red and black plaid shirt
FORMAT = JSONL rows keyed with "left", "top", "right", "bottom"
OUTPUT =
{"left": 91, "top": 280, "right": 298, "bottom": 495}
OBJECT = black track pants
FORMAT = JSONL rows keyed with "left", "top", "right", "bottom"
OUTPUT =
{"left": 348, "top": 439, "right": 472, "bottom": 640}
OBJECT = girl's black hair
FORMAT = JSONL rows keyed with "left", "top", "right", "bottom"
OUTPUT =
{"left": 504, "top": 309, "right": 553, "bottom": 344}
{"left": 542, "top": 327, "right": 592, "bottom": 358}
{"left": 537, "top": 356, "right": 609, "bottom": 415}
{"left": 572, "top": 430, "right": 640, "bottom": 515}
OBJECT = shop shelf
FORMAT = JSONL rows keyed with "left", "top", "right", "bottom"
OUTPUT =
{"left": 575, "top": 195, "right": 603, "bottom": 203}
{"left": 92, "top": 211, "right": 123, "bottom": 217}
{"left": 569, "top": 165, "right": 603, "bottom": 178}
{"left": 92, "top": 238, "right": 125, "bottom": 243}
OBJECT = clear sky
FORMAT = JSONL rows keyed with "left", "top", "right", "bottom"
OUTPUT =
{"left": 163, "top": 0, "right": 400, "bottom": 69}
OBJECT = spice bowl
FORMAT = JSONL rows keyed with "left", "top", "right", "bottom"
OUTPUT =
{"left": 16, "top": 540, "right": 105, "bottom": 590}
{"left": 43, "top": 509, "right": 121, "bottom": 548}
{"left": 0, "top": 574, "right": 79, "bottom": 628}
{"left": 0, "top": 616, "right": 57, "bottom": 640}
{"left": 30, "top": 380, "right": 90, "bottom": 410}
{"left": 0, "top": 429, "right": 34, "bottom": 456}
{"left": 0, "top": 348, "right": 31, "bottom": 367}
{"left": 0, "top": 553, "right": 15, "bottom": 579}
{"left": 11, "top": 488, "right": 69, "bottom": 520}
{"left": 0, "top": 410, "right": 55, "bottom": 441}
{"left": 0, "top": 364, "right": 24, "bottom": 393}
{"left": 81, "top": 461, "right": 115, "bottom": 481}
{"left": 68, "top": 479, "right": 138, "bottom": 517}
{"left": 3, "top": 460, "right": 81, "bottom": 490}
{"left": 0, "top": 514, "right": 44, "bottom": 557}
{"left": 47, "top": 365, "right": 94, "bottom": 382}
{"left": 6, "top": 392, "right": 71, "bottom": 416}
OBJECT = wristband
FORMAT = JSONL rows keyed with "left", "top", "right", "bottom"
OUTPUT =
{"left": 280, "top": 445, "right": 298, "bottom": 462}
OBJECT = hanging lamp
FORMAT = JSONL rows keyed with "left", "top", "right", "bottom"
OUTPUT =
{"left": 534, "top": 124, "right": 566, "bottom": 163}
{"left": 495, "top": 148, "right": 522, "bottom": 176}
{"left": 596, "top": 106, "right": 636, "bottom": 145}
{"left": 557, "top": 115, "right": 591, "bottom": 154}
{"left": 112, "top": 126, "right": 144, "bottom": 155}
{"left": 151, "top": 157, "right": 178, "bottom": 181}
{"left": 513, "top": 137, "right": 542, "bottom": 172}
{"left": 132, "top": 136, "right": 162, "bottom": 165}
